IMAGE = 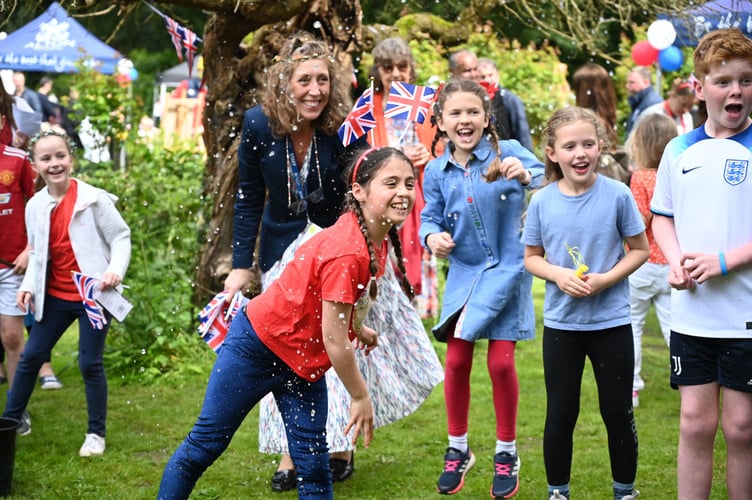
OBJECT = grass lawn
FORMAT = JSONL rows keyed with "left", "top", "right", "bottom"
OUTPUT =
{"left": 1, "top": 279, "right": 731, "bottom": 499}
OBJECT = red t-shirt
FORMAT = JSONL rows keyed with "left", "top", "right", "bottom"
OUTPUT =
{"left": 47, "top": 179, "right": 81, "bottom": 300}
{"left": 247, "top": 212, "right": 387, "bottom": 381}
{"left": 0, "top": 119, "right": 12, "bottom": 148}
{"left": 630, "top": 168, "right": 667, "bottom": 265}
{"left": 0, "top": 144, "right": 34, "bottom": 268}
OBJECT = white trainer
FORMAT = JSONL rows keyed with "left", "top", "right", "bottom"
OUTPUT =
{"left": 550, "top": 489, "right": 568, "bottom": 500}
{"left": 79, "top": 433, "right": 106, "bottom": 457}
{"left": 621, "top": 491, "right": 640, "bottom": 500}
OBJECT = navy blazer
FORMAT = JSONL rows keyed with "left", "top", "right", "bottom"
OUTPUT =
{"left": 232, "top": 105, "right": 346, "bottom": 272}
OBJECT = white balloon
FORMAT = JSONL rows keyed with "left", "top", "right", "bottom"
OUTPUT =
{"left": 647, "top": 20, "right": 677, "bottom": 50}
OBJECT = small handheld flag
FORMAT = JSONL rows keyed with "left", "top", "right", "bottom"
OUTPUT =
{"left": 71, "top": 272, "right": 108, "bottom": 330}
{"left": 383, "top": 82, "right": 436, "bottom": 124}
{"left": 338, "top": 82, "right": 376, "bottom": 146}
{"left": 197, "top": 291, "right": 249, "bottom": 353}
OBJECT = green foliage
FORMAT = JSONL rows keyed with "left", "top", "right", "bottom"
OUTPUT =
{"left": 76, "top": 135, "right": 212, "bottom": 384}
{"left": 68, "top": 63, "right": 132, "bottom": 159}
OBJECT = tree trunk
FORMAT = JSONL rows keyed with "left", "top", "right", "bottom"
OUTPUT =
{"left": 193, "top": 0, "right": 362, "bottom": 304}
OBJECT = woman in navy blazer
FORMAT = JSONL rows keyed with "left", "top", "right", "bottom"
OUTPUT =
{"left": 223, "top": 32, "right": 352, "bottom": 491}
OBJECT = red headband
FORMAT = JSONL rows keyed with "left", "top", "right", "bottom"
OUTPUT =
{"left": 352, "top": 147, "right": 378, "bottom": 184}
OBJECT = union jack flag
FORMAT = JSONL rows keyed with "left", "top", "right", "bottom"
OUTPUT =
{"left": 198, "top": 291, "right": 248, "bottom": 353}
{"left": 338, "top": 85, "right": 376, "bottom": 146}
{"left": 71, "top": 272, "right": 107, "bottom": 330}
{"left": 164, "top": 16, "right": 184, "bottom": 62}
{"left": 146, "top": 2, "right": 202, "bottom": 72}
{"left": 384, "top": 82, "right": 436, "bottom": 124}
{"left": 181, "top": 27, "right": 201, "bottom": 77}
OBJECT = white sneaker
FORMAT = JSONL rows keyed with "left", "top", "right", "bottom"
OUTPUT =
{"left": 17, "top": 410, "right": 31, "bottom": 436}
{"left": 79, "top": 433, "right": 105, "bottom": 457}
{"left": 620, "top": 491, "right": 640, "bottom": 500}
{"left": 39, "top": 375, "right": 63, "bottom": 390}
{"left": 550, "top": 489, "right": 568, "bottom": 500}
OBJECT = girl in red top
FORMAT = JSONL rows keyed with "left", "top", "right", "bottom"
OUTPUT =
{"left": 159, "top": 146, "right": 417, "bottom": 500}
{"left": 626, "top": 113, "right": 677, "bottom": 408}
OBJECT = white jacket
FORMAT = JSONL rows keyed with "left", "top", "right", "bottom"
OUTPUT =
{"left": 21, "top": 179, "right": 131, "bottom": 321}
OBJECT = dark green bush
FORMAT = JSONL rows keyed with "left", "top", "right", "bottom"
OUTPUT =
{"left": 77, "top": 137, "right": 213, "bottom": 384}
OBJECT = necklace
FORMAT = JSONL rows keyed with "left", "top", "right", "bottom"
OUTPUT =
{"left": 285, "top": 134, "right": 323, "bottom": 214}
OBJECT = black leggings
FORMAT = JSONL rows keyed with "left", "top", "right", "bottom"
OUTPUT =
{"left": 542, "top": 324, "right": 638, "bottom": 486}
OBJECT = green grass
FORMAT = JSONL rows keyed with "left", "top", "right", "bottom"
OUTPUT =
{"left": 1, "top": 279, "right": 731, "bottom": 499}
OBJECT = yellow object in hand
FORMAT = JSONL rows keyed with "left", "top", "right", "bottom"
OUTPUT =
{"left": 565, "top": 243, "right": 589, "bottom": 277}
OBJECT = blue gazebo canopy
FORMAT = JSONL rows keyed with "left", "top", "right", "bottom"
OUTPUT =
{"left": 660, "top": 0, "right": 752, "bottom": 47}
{"left": 0, "top": 2, "right": 121, "bottom": 74}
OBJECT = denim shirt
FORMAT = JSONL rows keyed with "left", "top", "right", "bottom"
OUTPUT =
{"left": 420, "top": 136, "right": 543, "bottom": 341}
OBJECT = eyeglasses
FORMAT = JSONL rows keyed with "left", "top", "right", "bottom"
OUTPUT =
{"left": 289, "top": 187, "right": 325, "bottom": 215}
{"left": 381, "top": 61, "right": 410, "bottom": 72}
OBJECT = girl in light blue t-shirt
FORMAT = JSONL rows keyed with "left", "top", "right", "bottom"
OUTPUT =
{"left": 522, "top": 106, "right": 649, "bottom": 500}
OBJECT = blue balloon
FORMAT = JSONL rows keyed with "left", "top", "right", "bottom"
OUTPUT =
{"left": 129, "top": 68, "right": 139, "bottom": 81}
{"left": 658, "top": 46, "right": 684, "bottom": 72}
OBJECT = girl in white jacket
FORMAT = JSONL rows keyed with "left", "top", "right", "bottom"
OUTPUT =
{"left": 3, "top": 129, "right": 130, "bottom": 457}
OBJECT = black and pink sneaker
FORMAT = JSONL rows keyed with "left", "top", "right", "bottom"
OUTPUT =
{"left": 490, "top": 452, "right": 520, "bottom": 498}
{"left": 436, "top": 447, "right": 475, "bottom": 495}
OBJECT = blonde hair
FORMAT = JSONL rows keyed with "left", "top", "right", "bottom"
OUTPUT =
{"left": 542, "top": 106, "right": 609, "bottom": 182}
{"left": 627, "top": 113, "right": 677, "bottom": 171}
{"left": 261, "top": 32, "right": 351, "bottom": 137}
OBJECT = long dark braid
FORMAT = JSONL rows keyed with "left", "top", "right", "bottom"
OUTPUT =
{"left": 387, "top": 226, "right": 414, "bottom": 301}
{"left": 346, "top": 191, "right": 381, "bottom": 299}
{"left": 341, "top": 146, "right": 415, "bottom": 300}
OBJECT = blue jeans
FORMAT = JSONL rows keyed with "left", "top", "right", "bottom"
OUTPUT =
{"left": 3, "top": 295, "right": 110, "bottom": 436}
{"left": 158, "top": 311, "right": 331, "bottom": 499}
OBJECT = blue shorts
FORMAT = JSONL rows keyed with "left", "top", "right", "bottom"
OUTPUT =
{"left": 670, "top": 331, "right": 752, "bottom": 393}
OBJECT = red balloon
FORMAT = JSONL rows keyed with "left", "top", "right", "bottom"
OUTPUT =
{"left": 631, "top": 40, "right": 659, "bottom": 66}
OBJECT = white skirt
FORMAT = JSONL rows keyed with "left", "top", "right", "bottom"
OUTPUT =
{"left": 257, "top": 224, "right": 444, "bottom": 453}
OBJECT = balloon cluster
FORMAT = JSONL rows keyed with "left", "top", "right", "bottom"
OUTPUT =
{"left": 631, "top": 20, "right": 684, "bottom": 72}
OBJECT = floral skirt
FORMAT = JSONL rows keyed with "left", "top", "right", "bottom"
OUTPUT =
{"left": 257, "top": 225, "right": 444, "bottom": 454}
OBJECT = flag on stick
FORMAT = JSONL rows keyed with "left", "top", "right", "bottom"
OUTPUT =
{"left": 384, "top": 82, "right": 436, "bottom": 124}
{"left": 72, "top": 272, "right": 107, "bottom": 330}
{"left": 197, "top": 291, "right": 249, "bottom": 353}
{"left": 338, "top": 81, "right": 376, "bottom": 146}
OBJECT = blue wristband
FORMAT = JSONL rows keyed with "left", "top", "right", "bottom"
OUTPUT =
{"left": 719, "top": 252, "right": 728, "bottom": 276}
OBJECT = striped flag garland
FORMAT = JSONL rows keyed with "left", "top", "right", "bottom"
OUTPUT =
{"left": 145, "top": 2, "right": 202, "bottom": 76}
{"left": 71, "top": 272, "right": 107, "bottom": 330}
{"left": 197, "top": 291, "right": 249, "bottom": 353}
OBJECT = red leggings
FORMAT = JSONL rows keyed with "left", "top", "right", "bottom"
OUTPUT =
{"left": 444, "top": 335, "right": 518, "bottom": 441}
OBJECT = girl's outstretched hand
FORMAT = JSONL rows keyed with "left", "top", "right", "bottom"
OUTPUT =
{"left": 345, "top": 395, "right": 374, "bottom": 448}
